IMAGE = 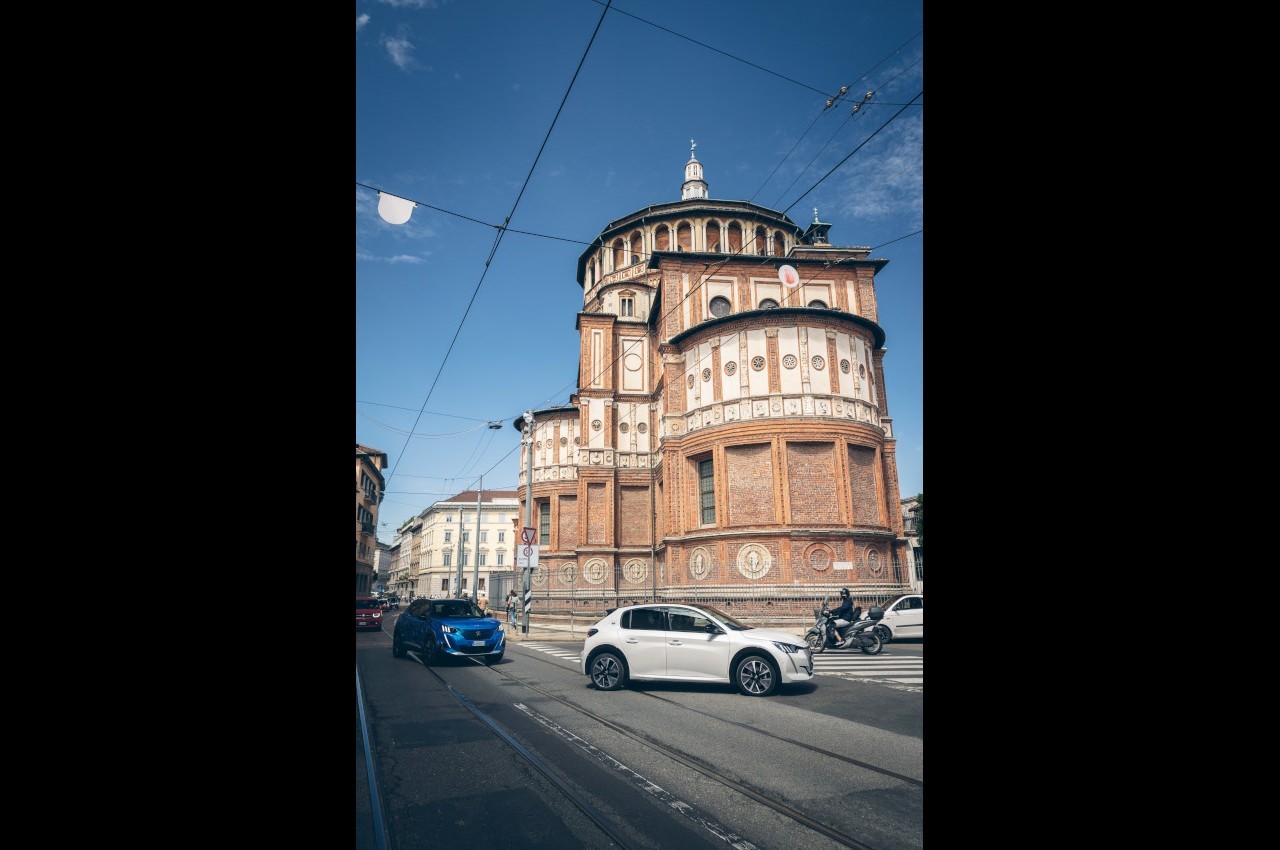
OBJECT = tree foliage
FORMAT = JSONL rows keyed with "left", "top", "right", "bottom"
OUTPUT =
{"left": 912, "top": 493, "right": 923, "bottom": 545}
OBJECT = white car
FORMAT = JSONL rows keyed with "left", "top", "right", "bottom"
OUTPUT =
{"left": 873, "top": 594, "right": 923, "bottom": 641}
{"left": 580, "top": 603, "right": 814, "bottom": 697}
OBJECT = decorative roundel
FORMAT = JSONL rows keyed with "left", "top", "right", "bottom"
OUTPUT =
{"left": 737, "top": 544, "right": 771, "bottom": 580}
{"left": 751, "top": 356, "right": 765, "bottom": 371}
{"left": 859, "top": 364, "right": 866, "bottom": 377}
{"left": 624, "top": 353, "right": 642, "bottom": 372}
{"left": 619, "top": 422, "right": 629, "bottom": 433}
{"left": 561, "top": 563, "right": 577, "bottom": 584}
{"left": 811, "top": 355, "right": 825, "bottom": 371}
{"left": 531, "top": 566, "right": 546, "bottom": 585}
{"left": 782, "top": 354, "right": 797, "bottom": 369}
{"left": 687, "top": 374, "right": 695, "bottom": 388}
{"left": 560, "top": 436, "right": 568, "bottom": 445}
{"left": 583, "top": 558, "right": 607, "bottom": 584}
{"left": 623, "top": 559, "right": 647, "bottom": 584}
{"left": 591, "top": 419, "right": 602, "bottom": 431}
{"left": 868, "top": 550, "right": 882, "bottom": 574}
{"left": 637, "top": 422, "right": 647, "bottom": 433}
{"left": 689, "top": 547, "right": 711, "bottom": 580}
{"left": 840, "top": 359, "right": 850, "bottom": 374}
{"left": 701, "top": 367, "right": 711, "bottom": 382}
{"left": 724, "top": 361, "right": 737, "bottom": 376}
{"left": 574, "top": 437, "right": 580, "bottom": 445}
{"left": 535, "top": 441, "right": 542, "bottom": 449}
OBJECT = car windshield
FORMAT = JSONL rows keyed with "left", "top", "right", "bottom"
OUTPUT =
{"left": 687, "top": 605, "right": 750, "bottom": 631}
{"left": 431, "top": 602, "right": 482, "bottom": 618}
{"left": 356, "top": 599, "right": 381, "bottom": 609}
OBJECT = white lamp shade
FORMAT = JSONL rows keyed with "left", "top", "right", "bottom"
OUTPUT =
{"left": 377, "top": 192, "right": 416, "bottom": 225}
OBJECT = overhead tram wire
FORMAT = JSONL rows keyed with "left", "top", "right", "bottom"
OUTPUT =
{"left": 382, "top": 0, "right": 614, "bottom": 493}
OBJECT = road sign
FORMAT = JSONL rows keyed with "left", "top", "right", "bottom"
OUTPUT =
{"left": 516, "top": 544, "right": 539, "bottom": 570}
{"left": 521, "top": 527, "right": 536, "bottom": 546}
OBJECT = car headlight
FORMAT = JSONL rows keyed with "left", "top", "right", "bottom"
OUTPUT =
{"left": 772, "top": 641, "right": 805, "bottom": 654}
{"left": 373, "top": 611, "right": 382, "bottom": 618}
{"left": 442, "top": 624, "right": 457, "bottom": 634}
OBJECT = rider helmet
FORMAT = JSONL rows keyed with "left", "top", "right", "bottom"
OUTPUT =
{"left": 839, "top": 588, "right": 850, "bottom": 598}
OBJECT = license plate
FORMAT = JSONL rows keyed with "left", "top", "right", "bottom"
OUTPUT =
{"left": 471, "top": 640, "right": 486, "bottom": 646}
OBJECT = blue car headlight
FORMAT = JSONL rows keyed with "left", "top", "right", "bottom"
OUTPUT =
{"left": 441, "top": 624, "right": 458, "bottom": 634}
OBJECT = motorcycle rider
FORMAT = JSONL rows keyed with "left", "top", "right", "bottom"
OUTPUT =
{"left": 827, "top": 588, "right": 856, "bottom": 647}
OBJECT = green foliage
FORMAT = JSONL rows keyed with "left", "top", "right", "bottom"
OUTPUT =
{"left": 912, "top": 493, "right": 923, "bottom": 545}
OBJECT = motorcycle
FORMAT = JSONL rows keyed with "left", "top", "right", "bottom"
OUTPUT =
{"left": 804, "top": 601, "right": 884, "bottom": 655}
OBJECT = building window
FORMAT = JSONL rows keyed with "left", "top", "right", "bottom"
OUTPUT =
{"left": 698, "top": 458, "right": 715, "bottom": 525}
{"left": 479, "top": 552, "right": 487, "bottom": 566}
{"left": 498, "top": 530, "right": 505, "bottom": 543}
{"left": 462, "top": 532, "right": 469, "bottom": 544}
{"left": 498, "top": 551, "right": 505, "bottom": 566}
{"left": 441, "top": 578, "right": 449, "bottom": 591}
{"left": 709, "top": 296, "right": 731, "bottom": 317}
{"left": 444, "top": 531, "right": 451, "bottom": 543}
{"left": 620, "top": 296, "right": 634, "bottom": 317}
{"left": 480, "top": 530, "right": 488, "bottom": 543}
{"left": 460, "top": 550, "right": 468, "bottom": 567}
{"left": 539, "top": 500, "right": 550, "bottom": 546}
{"left": 759, "top": 298, "right": 779, "bottom": 309}
{"left": 807, "top": 299, "right": 828, "bottom": 308}
{"left": 443, "top": 551, "right": 452, "bottom": 567}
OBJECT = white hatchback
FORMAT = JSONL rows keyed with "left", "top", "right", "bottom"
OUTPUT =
{"left": 581, "top": 603, "right": 814, "bottom": 697}
{"left": 874, "top": 594, "right": 924, "bottom": 641}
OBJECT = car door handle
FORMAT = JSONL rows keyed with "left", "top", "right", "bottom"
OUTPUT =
{"left": 625, "top": 638, "right": 640, "bottom": 644}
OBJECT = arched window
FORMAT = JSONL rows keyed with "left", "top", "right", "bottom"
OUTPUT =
{"left": 677, "top": 222, "right": 692, "bottom": 252}
{"left": 612, "top": 239, "right": 625, "bottom": 271}
{"left": 772, "top": 230, "right": 785, "bottom": 256}
{"left": 629, "top": 231, "right": 643, "bottom": 265}
{"left": 708, "top": 296, "right": 731, "bottom": 317}
{"left": 655, "top": 225, "right": 670, "bottom": 252}
{"left": 807, "top": 299, "right": 828, "bottom": 309}
{"left": 727, "top": 222, "right": 743, "bottom": 254}
{"left": 705, "top": 220, "right": 721, "bottom": 253}
{"left": 755, "top": 226, "right": 768, "bottom": 255}
{"left": 759, "top": 298, "right": 779, "bottom": 309}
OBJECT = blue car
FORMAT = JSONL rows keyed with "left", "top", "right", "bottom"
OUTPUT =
{"left": 392, "top": 597, "right": 505, "bottom": 665}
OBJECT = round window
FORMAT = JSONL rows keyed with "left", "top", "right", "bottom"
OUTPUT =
{"left": 708, "top": 296, "right": 731, "bottom": 317}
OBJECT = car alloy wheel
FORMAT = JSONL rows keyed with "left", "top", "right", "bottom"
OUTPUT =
{"left": 873, "top": 624, "right": 892, "bottom": 644}
{"left": 734, "top": 655, "right": 778, "bottom": 697}
{"left": 590, "top": 652, "right": 624, "bottom": 691}
{"left": 392, "top": 633, "right": 405, "bottom": 658}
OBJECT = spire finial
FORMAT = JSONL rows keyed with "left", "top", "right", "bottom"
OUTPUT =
{"left": 813, "top": 207, "right": 820, "bottom": 223}
{"left": 690, "top": 138, "right": 697, "bottom": 158}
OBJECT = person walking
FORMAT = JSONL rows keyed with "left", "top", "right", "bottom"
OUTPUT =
{"left": 477, "top": 592, "right": 488, "bottom": 615}
{"left": 506, "top": 589, "right": 518, "bottom": 626}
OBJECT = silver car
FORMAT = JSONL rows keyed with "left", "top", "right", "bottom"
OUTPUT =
{"left": 580, "top": 603, "right": 814, "bottom": 697}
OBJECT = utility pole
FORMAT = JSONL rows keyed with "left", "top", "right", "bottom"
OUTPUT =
{"left": 471, "top": 477, "right": 482, "bottom": 608}
{"left": 521, "top": 410, "right": 535, "bottom": 635}
{"left": 454, "top": 496, "right": 465, "bottom": 598}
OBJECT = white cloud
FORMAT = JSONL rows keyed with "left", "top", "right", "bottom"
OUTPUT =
{"left": 357, "top": 13, "right": 369, "bottom": 31}
{"left": 383, "top": 35, "right": 416, "bottom": 71}
{"left": 378, "top": 0, "right": 444, "bottom": 7}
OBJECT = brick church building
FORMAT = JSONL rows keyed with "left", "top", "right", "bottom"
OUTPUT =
{"left": 512, "top": 143, "right": 911, "bottom": 614}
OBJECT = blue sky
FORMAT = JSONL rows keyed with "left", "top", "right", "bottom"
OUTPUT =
{"left": 356, "top": 0, "right": 923, "bottom": 543}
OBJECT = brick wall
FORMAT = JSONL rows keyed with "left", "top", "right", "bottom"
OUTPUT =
{"left": 587, "top": 482, "right": 607, "bottom": 545}
{"left": 557, "top": 494, "right": 579, "bottom": 549}
{"left": 848, "top": 445, "right": 878, "bottom": 524}
{"left": 619, "top": 486, "right": 651, "bottom": 546}
{"left": 787, "top": 442, "right": 840, "bottom": 524}
{"left": 725, "top": 443, "right": 775, "bottom": 525}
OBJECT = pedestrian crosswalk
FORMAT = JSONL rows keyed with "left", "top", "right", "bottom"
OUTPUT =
{"left": 516, "top": 642, "right": 923, "bottom": 690}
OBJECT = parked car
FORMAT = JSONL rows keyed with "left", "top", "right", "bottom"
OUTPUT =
{"left": 356, "top": 597, "right": 385, "bottom": 631}
{"left": 873, "top": 594, "right": 923, "bottom": 641}
{"left": 580, "top": 603, "right": 813, "bottom": 697}
{"left": 393, "top": 597, "right": 505, "bottom": 665}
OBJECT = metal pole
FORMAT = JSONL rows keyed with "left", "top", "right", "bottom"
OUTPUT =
{"left": 472, "top": 476, "right": 482, "bottom": 608}
{"left": 454, "top": 495, "right": 465, "bottom": 598}
{"left": 522, "top": 410, "right": 534, "bottom": 635}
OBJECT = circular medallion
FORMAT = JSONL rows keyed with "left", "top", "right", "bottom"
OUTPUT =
{"left": 724, "top": 361, "right": 737, "bottom": 376}
{"left": 702, "top": 367, "right": 711, "bottom": 382}
{"left": 574, "top": 437, "right": 580, "bottom": 445}
{"left": 583, "top": 558, "right": 606, "bottom": 585}
{"left": 751, "top": 356, "right": 765, "bottom": 371}
{"left": 859, "top": 364, "right": 866, "bottom": 377}
{"left": 619, "top": 422, "right": 629, "bottom": 433}
{"left": 868, "top": 551, "right": 881, "bottom": 574}
{"left": 561, "top": 563, "right": 576, "bottom": 584}
{"left": 591, "top": 419, "right": 602, "bottom": 431}
{"left": 531, "top": 566, "right": 546, "bottom": 585}
{"left": 535, "top": 441, "right": 541, "bottom": 449}
{"left": 783, "top": 354, "right": 797, "bottom": 369}
{"left": 687, "top": 374, "right": 695, "bottom": 388}
{"left": 808, "top": 548, "right": 831, "bottom": 571}
{"left": 811, "top": 355, "right": 825, "bottom": 370}
{"left": 637, "top": 422, "right": 647, "bottom": 433}
{"left": 840, "top": 359, "right": 850, "bottom": 374}
{"left": 623, "top": 559, "right": 647, "bottom": 584}
{"left": 624, "top": 353, "right": 642, "bottom": 371}
{"left": 560, "top": 436, "right": 568, "bottom": 445}
{"left": 737, "top": 545, "right": 771, "bottom": 580}
{"left": 689, "top": 547, "right": 711, "bottom": 580}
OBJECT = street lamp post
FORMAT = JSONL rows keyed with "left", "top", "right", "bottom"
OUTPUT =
{"left": 521, "top": 410, "right": 535, "bottom": 635}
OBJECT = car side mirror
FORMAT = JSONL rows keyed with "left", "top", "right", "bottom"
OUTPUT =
{"left": 704, "top": 623, "right": 723, "bottom": 634}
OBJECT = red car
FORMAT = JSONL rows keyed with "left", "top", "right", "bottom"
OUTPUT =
{"left": 356, "top": 597, "right": 385, "bottom": 631}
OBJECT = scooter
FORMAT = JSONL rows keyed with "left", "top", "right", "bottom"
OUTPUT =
{"left": 804, "top": 601, "right": 884, "bottom": 655}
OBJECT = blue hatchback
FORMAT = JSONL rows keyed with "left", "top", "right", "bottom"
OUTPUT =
{"left": 392, "top": 597, "right": 505, "bottom": 665}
